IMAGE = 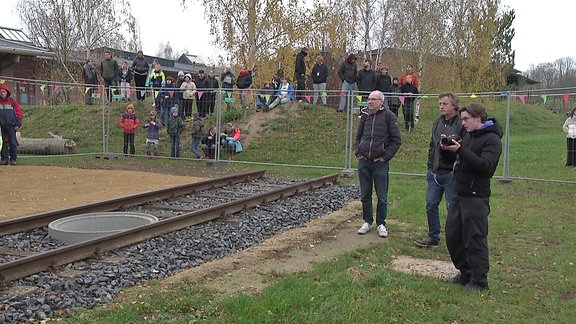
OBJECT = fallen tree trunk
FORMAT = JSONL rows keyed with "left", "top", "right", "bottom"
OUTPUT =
{"left": 16, "top": 132, "right": 76, "bottom": 155}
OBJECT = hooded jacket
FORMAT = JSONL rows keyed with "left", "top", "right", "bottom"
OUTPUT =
{"left": 0, "top": 84, "right": 23, "bottom": 128}
{"left": 453, "top": 119, "right": 503, "bottom": 197}
{"left": 355, "top": 107, "right": 402, "bottom": 162}
{"left": 338, "top": 55, "right": 358, "bottom": 84}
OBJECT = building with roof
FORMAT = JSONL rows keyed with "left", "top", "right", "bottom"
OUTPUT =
{"left": 0, "top": 26, "right": 55, "bottom": 104}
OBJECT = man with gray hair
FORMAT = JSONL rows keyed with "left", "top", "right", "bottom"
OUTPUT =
{"left": 355, "top": 90, "right": 402, "bottom": 238}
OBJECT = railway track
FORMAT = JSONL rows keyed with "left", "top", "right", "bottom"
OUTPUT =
{"left": 0, "top": 171, "right": 339, "bottom": 284}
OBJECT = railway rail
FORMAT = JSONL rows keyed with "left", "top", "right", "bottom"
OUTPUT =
{"left": 0, "top": 171, "right": 339, "bottom": 284}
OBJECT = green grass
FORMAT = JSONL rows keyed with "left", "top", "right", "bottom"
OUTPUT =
{"left": 18, "top": 98, "right": 576, "bottom": 322}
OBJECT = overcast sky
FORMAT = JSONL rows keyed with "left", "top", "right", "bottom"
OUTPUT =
{"left": 3, "top": 0, "right": 573, "bottom": 72}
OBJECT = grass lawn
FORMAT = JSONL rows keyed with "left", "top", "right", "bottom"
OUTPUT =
{"left": 19, "top": 97, "right": 576, "bottom": 322}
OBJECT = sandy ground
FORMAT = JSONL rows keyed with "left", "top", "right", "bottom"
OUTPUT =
{"left": 0, "top": 165, "right": 456, "bottom": 299}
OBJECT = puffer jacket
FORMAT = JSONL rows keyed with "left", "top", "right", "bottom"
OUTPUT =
{"left": 453, "top": 119, "right": 503, "bottom": 197}
{"left": 0, "top": 84, "right": 23, "bottom": 128}
{"left": 119, "top": 110, "right": 139, "bottom": 134}
{"left": 355, "top": 107, "right": 402, "bottom": 161}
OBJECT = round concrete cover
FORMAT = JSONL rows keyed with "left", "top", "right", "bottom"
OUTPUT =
{"left": 48, "top": 212, "right": 158, "bottom": 243}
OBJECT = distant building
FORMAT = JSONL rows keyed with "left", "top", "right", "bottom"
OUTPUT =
{"left": 0, "top": 26, "right": 54, "bottom": 104}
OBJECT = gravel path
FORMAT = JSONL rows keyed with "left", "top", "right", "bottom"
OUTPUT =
{"left": 0, "top": 182, "right": 359, "bottom": 323}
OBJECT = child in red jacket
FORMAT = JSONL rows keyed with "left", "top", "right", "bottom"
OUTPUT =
{"left": 119, "top": 103, "right": 139, "bottom": 156}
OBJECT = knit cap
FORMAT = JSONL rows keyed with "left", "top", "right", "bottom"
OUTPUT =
{"left": 170, "top": 106, "right": 178, "bottom": 115}
{"left": 178, "top": 71, "right": 185, "bottom": 77}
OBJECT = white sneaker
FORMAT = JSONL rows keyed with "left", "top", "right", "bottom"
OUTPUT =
{"left": 358, "top": 222, "right": 371, "bottom": 234}
{"left": 377, "top": 224, "right": 388, "bottom": 238}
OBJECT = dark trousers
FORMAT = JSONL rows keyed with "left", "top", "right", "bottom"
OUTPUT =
{"left": 358, "top": 158, "right": 390, "bottom": 226}
{"left": 134, "top": 74, "right": 147, "bottom": 101}
{"left": 104, "top": 79, "right": 117, "bottom": 102}
{"left": 445, "top": 194, "right": 490, "bottom": 285}
{"left": 403, "top": 104, "right": 415, "bottom": 129}
{"left": 296, "top": 75, "right": 306, "bottom": 100}
{"left": 0, "top": 126, "right": 18, "bottom": 161}
{"left": 567, "top": 138, "right": 576, "bottom": 166}
{"left": 123, "top": 133, "right": 135, "bottom": 155}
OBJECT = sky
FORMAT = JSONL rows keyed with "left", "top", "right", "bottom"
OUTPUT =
{"left": 3, "top": 0, "right": 574, "bottom": 72}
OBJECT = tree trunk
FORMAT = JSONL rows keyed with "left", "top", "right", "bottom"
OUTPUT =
{"left": 16, "top": 132, "right": 76, "bottom": 155}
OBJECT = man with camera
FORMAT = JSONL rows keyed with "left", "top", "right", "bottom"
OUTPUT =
{"left": 415, "top": 93, "right": 464, "bottom": 247}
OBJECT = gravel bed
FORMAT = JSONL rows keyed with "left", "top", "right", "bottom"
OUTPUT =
{"left": 0, "top": 182, "right": 359, "bottom": 323}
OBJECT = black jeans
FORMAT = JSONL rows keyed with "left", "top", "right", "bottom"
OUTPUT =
{"left": 445, "top": 194, "right": 490, "bottom": 285}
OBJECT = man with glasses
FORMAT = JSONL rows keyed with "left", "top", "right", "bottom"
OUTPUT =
{"left": 442, "top": 103, "right": 502, "bottom": 291}
{"left": 355, "top": 91, "right": 402, "bottom": 237}
{"left": 415, "top": 93, "right": 464, "bottom": 248}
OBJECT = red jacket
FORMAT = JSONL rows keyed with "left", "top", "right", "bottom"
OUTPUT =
{"left": 120, "top": 111, "right": 139, "bottom": 134}
{"left": 0, "top": 84, "right": 23, "bottom": 128}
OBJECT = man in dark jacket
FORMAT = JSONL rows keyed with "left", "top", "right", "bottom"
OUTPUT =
{"left": 236, "top": 65, "right": 253, "bottom": 109}
{"left": 195, "top": 70, "right": 207, "bottom": 119}
{"left": 99, "top": 50, "right": 119, "bottom": 102}
{"left": 355, "top": 90, "right": 402, "bottom": 238}
{"left": 443, "top": 103, "right": 502, "bottom": 291}
{"left": 294, "top": 47, "right": 308, "bottom": 101}
{"left": 375, "top": 64, "right": 392, "bottom": 94}
{"left": 338, "top": 53, "right": 358, "bottom": 112}
{"left": 0, "top": 84, "right": 23, "bottom": 165}
{"left": 204, "top": 70, "right": 220, "bottom": 117}
{"left": 82, "top": 59, "right": 98, "bottom": 104}
{"left": 131, "top": 51, "right": 149, "bottom": 102}
{"left": 415, "top": 93, "right": 465, "bottom": 248}
{"left": 311, "top": 55, "right": 328, "bottom": 106}
{"left": 357, "top": 59, "right": 376, "bottom": 102}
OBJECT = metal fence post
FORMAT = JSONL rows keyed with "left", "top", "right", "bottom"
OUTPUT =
{"left": 500, "top": 90, "right": 512, "bottom": 183}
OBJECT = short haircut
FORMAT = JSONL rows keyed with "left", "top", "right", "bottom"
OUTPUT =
{"left": 438, "top": 92, "right": 460, "bottom": 110}
{"left": 459, "top": 103, "right": 488, "bottom": 122}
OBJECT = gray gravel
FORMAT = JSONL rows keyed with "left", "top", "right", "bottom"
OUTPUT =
{"left": 0, "top": 181, "right": 358, "bottom": 323}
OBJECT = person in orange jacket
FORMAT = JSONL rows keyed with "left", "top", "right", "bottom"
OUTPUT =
{"left": 119, "top": 103, "right": 139, "bottom": 156}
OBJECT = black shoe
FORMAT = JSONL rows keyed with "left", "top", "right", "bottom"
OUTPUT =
{"left": 463, "top": 281, "right": 489, "bottom": 291}
{"left": 448, "top": 273, "right": 470, "bottom": 286}
{"left": 414, "top": 237, "right": 439, "bottom": 247}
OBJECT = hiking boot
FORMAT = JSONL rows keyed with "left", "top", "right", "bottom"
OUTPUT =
{"left": 414, "top": 237, "right": 439, "bottom": 247}
{"left": 463, "top": 281, "right": 489, "bottom": 291}
{"left": 377, "top": 224, "right": 388, "bottom": 238}
{"left": 9, "top": 160, "right": 17, "bottom": 165}
{"left": 448, "top": 273, "right": 470, "bottom": 286}
{"left": 0, "top": 159, "right": 8, "bottom": 165}
{"left": 357, "top": 222, "right": 371, "bottom": 235}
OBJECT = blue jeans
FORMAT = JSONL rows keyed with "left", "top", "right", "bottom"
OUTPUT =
{"left": 190, "top": 137, "right": 201, "bottom": 158}
{"left": 170, "top": 135, "right": 181, "bottom": 157}
{"left": 338, "top": 81, "right": 355, "bottom": 111}
{"left": 358, "top": 158, "right": 390, "bottom": 226}
{"left": 425, "top": 168, "right": 455, "bottom": 240}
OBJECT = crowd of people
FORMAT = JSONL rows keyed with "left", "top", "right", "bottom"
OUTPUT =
{"left": 81, "top": 48, "right": 429, "bottom": 132}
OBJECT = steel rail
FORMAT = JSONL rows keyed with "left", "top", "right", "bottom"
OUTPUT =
{"left": 0, "top": 173, "right": 339, "bottom": 283}
{"left": 0, "top": 170, "right": 266, "bottom": 236}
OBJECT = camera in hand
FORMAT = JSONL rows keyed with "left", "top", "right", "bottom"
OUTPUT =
{"left": 441, "top": 134, "right": 461, "bottom": 146}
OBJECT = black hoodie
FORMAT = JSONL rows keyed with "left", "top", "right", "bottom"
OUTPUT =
{"left": 454, "top": 119, "right": 503, "bottom": 198}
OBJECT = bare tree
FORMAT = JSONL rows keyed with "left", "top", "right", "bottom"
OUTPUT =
{"left": 18, "top": 0, "right": 137, "bottom": 82}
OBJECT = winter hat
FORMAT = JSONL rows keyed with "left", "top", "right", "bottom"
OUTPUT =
{"left": 301, "top": 47, "right": 308, "bottom": 54}
{"left": 178, "top": 71, "right": 185, "bottom": 77}
{"left": 170, "top": 106, "right": 178, "bottom": 115}
{"left": 185, "top": 73, "right": 192, "bottom": 80}
{"left": 393, "top": 77, "right": 399, "bottom": 82}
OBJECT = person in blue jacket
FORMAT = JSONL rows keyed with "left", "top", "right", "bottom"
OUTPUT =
{"left": 268, "top": 76, "right": 294, "bottom": 110}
